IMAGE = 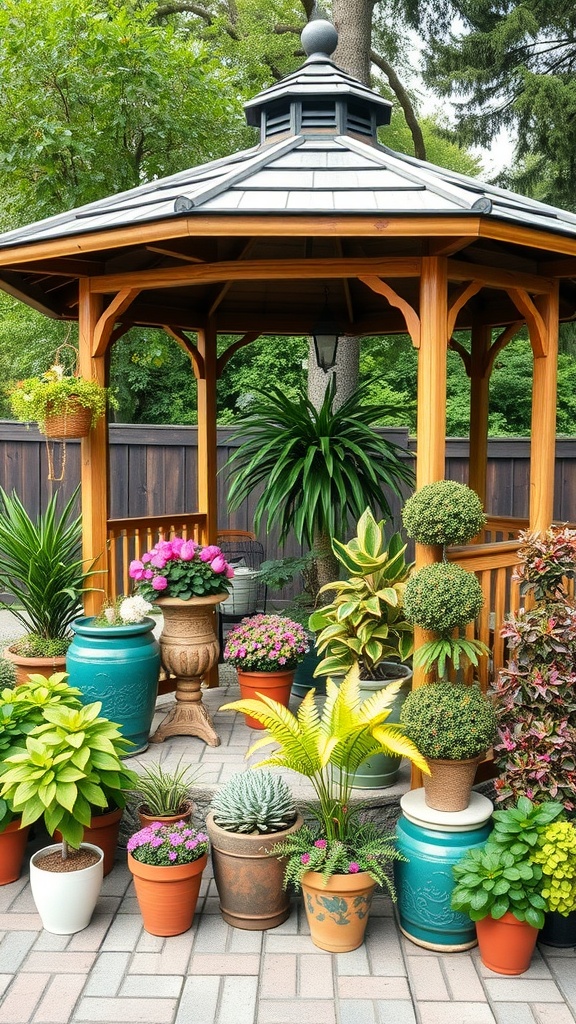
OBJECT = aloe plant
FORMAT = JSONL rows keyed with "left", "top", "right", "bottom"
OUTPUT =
{"left": 221, "top": 664, "right": 428, "bottom": 842}
{"left": 210, "top": 770, "right": 296, "bottom": 834}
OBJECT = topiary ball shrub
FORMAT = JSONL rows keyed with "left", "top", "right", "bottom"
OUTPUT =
{"left": 400, "top": 682, "right": 497, "bottom": 760}
{"left": 402, "top": 481, "right": 486, "bottom": 547}
{"left": 404, "top": 562, "right": 484, "bottom": 634}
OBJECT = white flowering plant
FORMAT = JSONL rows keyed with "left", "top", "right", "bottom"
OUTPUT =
{"left": 94, "top": 595, "right": 153, "bottom": 627}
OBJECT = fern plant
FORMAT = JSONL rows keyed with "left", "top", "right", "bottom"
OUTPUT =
{"left": 210, "top": 770, "right": 296, "bottom": 834}
{"left": 221, "top": 664, "right": 428, "bottom": 846}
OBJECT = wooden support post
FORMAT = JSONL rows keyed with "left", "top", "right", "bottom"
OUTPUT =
{"left": 529, "top": 286, "right": 559, "bottom": 533}
{"left": 468, "top": 323, "right": 491, "bottom": 509}
{"left": 197, "top": 319, "right": 219, "bottom": 687}
{"left": 78, "top": 280, "right": 107, "bottom": 615}
{"left": 412, "top": 257, "right": 449, "bottom": 786}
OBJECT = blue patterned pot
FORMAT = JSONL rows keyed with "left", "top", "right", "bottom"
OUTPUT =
{"left": 66, "top": 616, "right": 160, "bottom": 754}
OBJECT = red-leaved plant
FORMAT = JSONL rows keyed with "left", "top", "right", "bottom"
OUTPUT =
{"left": 491, "top": 527, "right": 576, "bottom": 810}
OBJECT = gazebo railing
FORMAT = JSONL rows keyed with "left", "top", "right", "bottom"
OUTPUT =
{"left": 107, "top": 513, "right": 208, "bottom": 598}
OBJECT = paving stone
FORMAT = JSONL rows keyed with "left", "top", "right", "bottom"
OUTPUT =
{"left": 538, "top": 944, "right": 576, "bottom": 959}
{"left": 135, "top": 931, "right": 164, "bottom": 953}
{"left": 0, "top": 973, "right": 51, "bottom": 1023}
{"left": 119, "top": 974, "right": 184, "bottom": 998}
{"left": 335, "top": 945, "right": 371, "bottom": 976}
{"left": 475, "top": 952, "right": 553, "bottom": 981}
{"left": 32, "top": 974, "right": 86, "bottom": 1023}
{"left": 260, "top": 954, "right": 297, "bottom": 998}
{"left": 405, "top": 955, "right": 450, "bottom": 1000}
{"left": 82, "top": 953, "right": 131, "bottom": 997}
{"left": 338, "top": 976, "right": 411, "bottom": 999}
{"left": 264, "top": 907, "right": 299, "bottom": 935}
{"left": 484, "top": 980, "right": 565, "bottom": 1003}
{"left": 532, "top": 1004, "right": 576, "bottom": 1024}
{"left": 366, "top": 922, "right": 407, "bottom": 977}
{"left": 546, "top": 957, "right": 576, "bottom": 1004}
{"left": 401, "top": 937, "right": 441, "bottom": 957}
{"left": 0, "top": 975, "right": 12, "bottom": 996}
{"left": 0, "top": 914, "right": 43, "bottom": 932}
{"left": 218, "top": 975, "right": 257, "bottom": 1024}
{"left": 73, "top": 997, "right": 177, "bottom": 1022}
{"left": 299, "top": 954, "right": 334, "bottom": 998}
{"left": 376, "top": 1000, "right": 418, "bottom": 1024}
{"left": 257, "top": 999, "right": 336, "bottom": 1023}
{"left": 0, "top": 930, "right": 39, "bottom": 972}
{"left": 99, "top": 915, "right": 142, "bottom": 951}
{"left": 418, "top": 1003, "right": 497, "bottom": 1024}
{"left": 188, "top": 954, "right": 260, "bottom": 975}
{"left": 339, "top": 999, "right": 377, "bottom": 1024}
{"left": 264, "top": 934, "right": 331, "bottom": 955}
{"left": 22, "top": 952, "right": 98, "bottom": 974}
{"left": 492, "top": 1004, "right": 537, "bottom": 1024}
{"left": 0, "top": 877, "right": 29, "bottom": 911}
{"left": 227, "top": 928, "right": 263, "bottom": 953}
{"left": 175, "top": 977, "right": 220, "bottom": 1024}
{"left": 442, "top": 954, "right": 487, "bottom": 1001}
{"left": 192, "top": 914, "right": 229, "bottom": 952}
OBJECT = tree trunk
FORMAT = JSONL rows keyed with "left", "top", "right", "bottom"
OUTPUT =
{"left": 332, "top": 0, "right": 373, "bottom": 81}
{"left": 313, "top": 526, "right": 340, "bottom": 605}
{"left": 307, "top": 336, "right": 359, "bottom": 410}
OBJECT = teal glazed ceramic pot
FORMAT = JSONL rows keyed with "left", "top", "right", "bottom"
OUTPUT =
{"left": 66, "top": 616, "right": 160, "bottom": 754}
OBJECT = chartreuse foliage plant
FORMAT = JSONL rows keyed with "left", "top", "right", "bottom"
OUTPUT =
{"left": 0, "top": 700, "right": 137, "bottom": 855}
{"left": 221, "top": 664, "right": 428, "bottom": 881}
{"left": 531, "top": 820, "right": 576, "bottom": 916}
{"left": 210, "top": 770, "right": 296, "bottom": 835}
{"left": 309, "top": 508, "right": 414, "bottom": 679}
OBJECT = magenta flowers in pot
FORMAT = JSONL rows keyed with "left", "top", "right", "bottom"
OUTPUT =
{"left": 129, "top": 537, "right": 234, "bottom": 600}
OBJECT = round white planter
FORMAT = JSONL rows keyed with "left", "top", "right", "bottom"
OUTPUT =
{"left": 30, "top": 843, "right": 104, "bottom": 934}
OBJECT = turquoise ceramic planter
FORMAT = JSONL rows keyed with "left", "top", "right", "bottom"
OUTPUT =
{"left": 291, "top": 640, "right": 326, "bottom": 698}
{"left": 394, "top": 813, "right": 492, "bottom": 950}
{"left": 66, "top": 616, "right": 160, "bottom": 755}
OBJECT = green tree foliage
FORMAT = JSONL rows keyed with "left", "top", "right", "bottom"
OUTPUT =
{"left": 405, "top": 0, "right": 576, "bottom": 208}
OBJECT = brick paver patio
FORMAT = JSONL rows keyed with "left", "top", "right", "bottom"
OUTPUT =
{"left": 0, "top": 613, "right": 574, "bottom": 1024}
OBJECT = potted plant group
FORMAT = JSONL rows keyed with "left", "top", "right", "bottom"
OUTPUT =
{"left": 0, "top": 672, "right": 83, "bottom": 885}
{"left": 132, "top": 758, "right": 200, "bottom": 828}
{"left": 66, "top": 594, "right": 160, "bottom": 754}
{"left": 400, "top": 682, "right": 497, "bottom": 811}
{"left": 223, "top": 613, "right": 309, "bottom": 728}
{"left": 129, "top": 536, "right": 234, "bottom": 745}
{"left": 207, "top": 769, "right": 303, "bottom": 930}
{"left": 309, "top": 507, "right": 414, "bottom": 787}
{"left": 0, "top": 692, "right": 138, "bottom": 930}
{"left": 0, "top": 488, "right": 94, "bottom": 682}
{"left": 127, "top": 819, "right": 209, "bottom": 936}
{"left": 8, "top": 364, "right": 108, "bottom": 439}
{"left": 221, "top": 665, "right": 427, "bottom": 952}
{"left": 451, "top": 797, "right": 564, "bottom": 974}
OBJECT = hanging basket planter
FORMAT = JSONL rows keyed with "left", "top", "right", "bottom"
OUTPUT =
{"left": 43, "top": 398, "right": 94, "bottom": 439}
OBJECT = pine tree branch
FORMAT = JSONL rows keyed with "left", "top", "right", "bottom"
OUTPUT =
{"left": 370, "top": 49, "right": 426, "bottom": 160}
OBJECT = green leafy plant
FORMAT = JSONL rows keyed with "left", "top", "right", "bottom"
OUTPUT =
{"left": 273, "top": 819, "right": 405, "bottom": 892}
{"left": 400, "top": 682, "right": 497, "bottom": 760}
{"left": 8, "top": 370, "right": 108, "bottom": 432}
{"left": 221, "top": 664, "right": 427, "bottom": 886}
{"left": 0, "top": 488, "right": 96, "bottom": 655}
{"left": 225, "top": 379, "right": 413, "bottom": 593}
{"left": 309, "top": 507, "right": 414, "bottom": 679}
{"left": 451, "top": 844, "right": 547, "bottom": 929}
{"left": 489, "top": 796, "right": 564, "bottom": 857}
{"left": 402, "top": 480, "right": 486, "bottom": 547}
{"left": 132, "top": 759, "right": 201, "bottom": 818}
{"left": 210, "top": 770, "right": 296, "bottom": 834}
{"left": 403, "top": 562, "right": 488, "bottom": 677}
{"left": 531, "top": 820, "right": 576, "bottom": 916}
{"left": 0, "top": 699, "right": 137, "bottom": 855}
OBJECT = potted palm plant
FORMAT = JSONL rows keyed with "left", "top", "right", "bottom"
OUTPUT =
{"left": 225, "top": 378, "right": 413, "bottom": 595}
{"left": 0, "top": 696, "right": 137, "bottom": 931}
{"left": 207, "top": 770, "right": 303, "bottom": 930}
{"left": 221, "top": 665, "right": 428, "bottom": 952}
{"left": 0, "top": 488, "right": 95, "bottom": 682}
{"left": 309, "top": 507, "right": 414, "bottom": 787}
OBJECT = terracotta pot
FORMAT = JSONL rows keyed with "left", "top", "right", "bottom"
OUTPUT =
{"left": 137, "top": 799, "right": 194, "bottom": 830}
{"left": 4, "top": 645, "right": 67, "bottom": 687}
{"left": 423, "top": 756, "right": 480, "bottom": 812}
{"left": 54, "top": 806, "right": 122, "bottom": 876}
{"left": 0, "top": 818, "right": 31, "bottom": 885}
{"left": 301, "top": 870, "right": 376, "bottom": 952}
{"left": 128, "top": 850, "right": 207, "bottom": 936}
{"left": 236, "top": 669, "right": 295, "bottom": 729}
{"left": 206, "top": 811, "right": 303, "bottom": 930}
{"left": 476, "top": 912, "right": 539, "bottom": 975}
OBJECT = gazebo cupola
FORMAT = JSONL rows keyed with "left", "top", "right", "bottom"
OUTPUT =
{"left": 244, "top": 20, "right": 392, "bottom": 146}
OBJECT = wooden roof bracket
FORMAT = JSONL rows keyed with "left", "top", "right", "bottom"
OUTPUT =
{"left": 217, "top": 333, "right": 261, "bottom": 377}
{"left": 506, "top": 288, "right": 547, "bottom": 357}
{"left": 163, "top": 326, "right": 205, "bottom": 379}
{"left": 92, "top": 288, "right": 141, "bottom": 357}
{"left": 359, "top": 275, "right": 421, "bottom": 347}
{"left": 483, "top": 322, "right": 524, "bottom": 377}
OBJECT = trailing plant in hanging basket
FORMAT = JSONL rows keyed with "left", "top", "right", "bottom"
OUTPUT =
{"left": 8, "top": 366, "right": 108, "bottom": 437}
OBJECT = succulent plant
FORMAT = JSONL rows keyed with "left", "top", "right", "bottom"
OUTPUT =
{"left": 210, "top": 770, "right": 297, "bottom": 835}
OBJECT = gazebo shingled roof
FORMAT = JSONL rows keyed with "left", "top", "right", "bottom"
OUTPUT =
{"left": 0, "top": 18, "right": 572, "bottom": 711}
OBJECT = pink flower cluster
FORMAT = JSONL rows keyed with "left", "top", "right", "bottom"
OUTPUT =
{"left": 128, "top": 536, "right": 234, "bottom": 601}
{"left": 223, "top": 613, "right": 308, "bottom": 672}
{"left": 127, "top": 820, "right": 209, "bottom": 867}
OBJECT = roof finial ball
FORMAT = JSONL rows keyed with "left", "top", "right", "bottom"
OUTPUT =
{"left": 301, "top": 19, "right": 339, "bottom": 60}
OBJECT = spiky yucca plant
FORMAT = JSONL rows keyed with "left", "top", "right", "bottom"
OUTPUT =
{"left": 210, "top": 770, "right": 296, "bottom": 834}
{"left": 222, "top": 665, "right": 428, "bottom": 843}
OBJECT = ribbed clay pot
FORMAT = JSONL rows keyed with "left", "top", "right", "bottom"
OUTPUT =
{"left": 206, "top": 811, "right": 303, "bottom": 930}
{"left": 301, "top": 870, "right": 376, "bottom": 952}
{"left": 128, "top": 851, "right": 207, "bottom": 936}
{"left": 423, "top": 756, "right": 480, "bottom": 812}
{"left": 236, "top": 669, "right": 295, "bottom": 729}
{"left": 476, "top": 912, "right": 539, "bottom": 975}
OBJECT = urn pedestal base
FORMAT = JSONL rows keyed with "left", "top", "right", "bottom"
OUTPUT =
{"left": 150, "top": 595, "right": 224, "bottom": 747}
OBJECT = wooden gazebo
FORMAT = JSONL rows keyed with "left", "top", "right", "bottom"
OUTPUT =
{"left": 0, "top": 19, "right": 574, "bottom": 691}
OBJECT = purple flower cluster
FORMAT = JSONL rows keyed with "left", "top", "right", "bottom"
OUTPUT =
{"left": 127, "top": 820, "right": 209, "bottom": 867}
{"left": 129, "top": 536, "right": 234, "bottom": 602}
{"left": 223, "top": 613, "right": 309, "bottom": 672}
{"left": 298, "top": 837, "right": 362, "bottom": 876}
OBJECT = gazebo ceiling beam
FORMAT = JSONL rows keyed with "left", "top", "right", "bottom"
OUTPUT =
{"left": 429, "top": 238, "right": 474, "bottom": 257}
{"left": 448, "top": 259, "right": 554, "bottom": 295}
{"left": 0, "top": 273, "right": 62, "bottom": 318}
{"left": 539, "top": 257, "right": 576, "bottom": 278}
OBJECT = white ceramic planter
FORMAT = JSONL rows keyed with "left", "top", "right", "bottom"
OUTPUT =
{"left": 30, "top": 843, "right": 104, "bottom": 934}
